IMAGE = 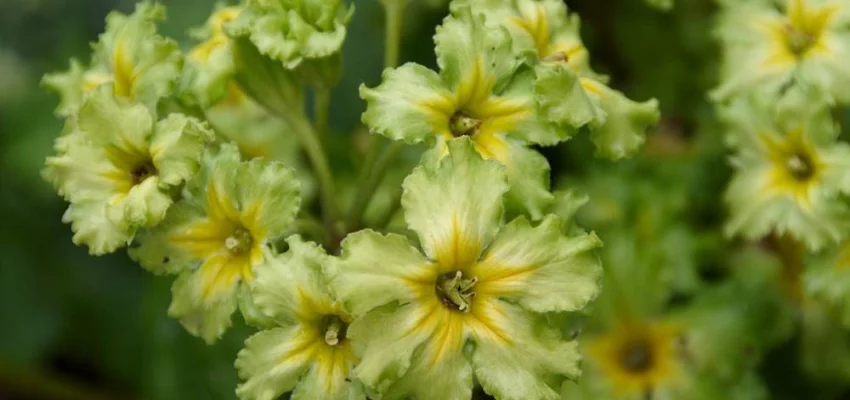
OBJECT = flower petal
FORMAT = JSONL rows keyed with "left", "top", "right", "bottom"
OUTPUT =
{"left": 360, "top": 63, "right": 455, "bottom": 144}
{"left": 471, "top": 301, "right": 581, "bottom": 400}
{"left": 235, "top": 326, "right": 317, "bottom": 400}
{"left": 472, "top": 215, "right": 602, "bottom": 313}
{"left": 168, "top": 269, "right": 238, "bottom": 344}
{"left": 330, "top": 230, "right": 435, "bottom": 317}
{"left": 150, "top": 114, "right": 215, "bottom": 188}
{"left": 402, "top": 138, "right": 508, "bottom": 269}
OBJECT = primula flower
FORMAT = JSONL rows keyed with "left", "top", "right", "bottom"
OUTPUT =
{"left": 185, "top": 6, "right": 242, "bottom": 107}
{"left": 130, "top": 144, "right": 301, "bottom": 343}
{"left": 721, "top": 88, "right": 850, "bottom": 251}
{"left": 462, "top": 0, "right": 660, "bottom": 159}
{"left": 235, "top": 236, "right": 362, "bottom": 400}
{"left": 329, "top": 139, "right": 603, "bottom": 400}
{"left": 562, "top": 231, "right": 784, "bottom": 400}
{"left": 43, "top": 2, "right": 182, "bottom": 116}
{"left": 43, "top": 87, "right": 214, "bottom": 255}
{"left": 713, "top": 0, "right": 850, "bottom": 102}
{"left": 361, "top": 8, "right": 570, "bottom": 218}
{"left": 226, "top": 0, "right": 353, "bottom": 70}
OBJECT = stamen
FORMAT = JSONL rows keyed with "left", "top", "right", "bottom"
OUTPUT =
{"left": 436, "top": 271, "right": 478, "bottom": 312}
{"left": 787, "top": 153, "right": 814, "bottom": 181}
{"left": 322, "top": 315, "right": 347, "bottom": 346}
{"left": 225, "top": 228, "right": 253, "bottom": 254}
{"left": 449, "top": 112, "right": 481, "bottom": 137}
{"left": 542, "top": 51, "right": 569, "bottom": 63}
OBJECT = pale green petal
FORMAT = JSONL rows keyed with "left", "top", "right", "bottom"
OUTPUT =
{"left": 473, "top": 302, "right": 580, "bottom": 400}
{"left": 381, "top": 344, "right": 473, "bottom": 400}
{"left": 292, "top": 365, "right": 365, "bottom": 400}
{"left": 330, "top": 230, "right": 432, "bottom": 317}
{"left": 360, "top": 63, "right": 453, "bottom": 144}
{"left": 42, "top": 59, "right": 86, "bottom": 117}
{"left": 347, "top": 304, "right": 469, "bottom": 399}
{"left": 169, "top": 270, "right": 238, "bottom": 344}
{"left": 94, "top": 2, "right": 182, "bottom": 109}
{"left": 473, "top": 215, "right": 602, "bottom": 313}
{"left": 76, "top": 87, "right": 153, "bottom": 158}
{"left": 129, "top": 202, "right": 206, "bottom": 275}
{"left": 497, "top": 67, "right": 572, "bottom": 146}
{"left": 584, "top": 79, "right": 659, "bottom": 160}
{"left": 402, "top": 138, "right": 508, "bottom": 267}
{"left": 107, "top": 176, "right": 173, "bottom": 228}
{"left": 484, "top": 137, "right": 553, "bottom": 220}
{"left": 252, "top": 236, "right": 331, "bottom": 324}
{"left": 235, "top": 326, "right": 311, "bottom": 400}
{"left": 150, "top": 114, "right": 215, "bottom": 187}
{"left": 61, "top": 200, "right": 131, "bottom": 256}
{"left": 233, "top": 157, "right": 301, "bottom": 238}
{"left": 436, "top": 5, "right": 518, "bottom": 90}
{"left": 185, "top": 41, "right": 235, "bottom": 108}
{"left": 533, "top": 64, "right": 597, "bottom": 131}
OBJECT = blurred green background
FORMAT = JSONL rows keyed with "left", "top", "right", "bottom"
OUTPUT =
{"left": 0, "top": 0, "right": 813, "bottom": 399}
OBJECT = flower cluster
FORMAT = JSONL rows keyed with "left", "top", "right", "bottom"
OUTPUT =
{"left": 714, "top": 0, "right": 850, "bottom": 377}
{"left": 40, "top": 0, "right": 663, "bottom": 399}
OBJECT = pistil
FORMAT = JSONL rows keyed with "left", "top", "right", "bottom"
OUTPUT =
{"left": 436, "top": 271, "right": 478, "bottom": 312}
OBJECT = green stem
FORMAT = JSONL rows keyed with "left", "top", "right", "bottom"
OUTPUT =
{"left": 314, "top": 88, "right": 331, "bottom": 142}
{"left": 278, "top": 108, "right": 340, "bottom": 237}
{"left": 346, "top": 141, "right": 404, "bottom": 230}
{"left": 345, "top": 0, "right": 407, "bottom": 232}
{"left": 382, "top": 0, "right": 405, "bottom": 69}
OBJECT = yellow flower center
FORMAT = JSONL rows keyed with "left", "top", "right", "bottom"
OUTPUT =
{"left": 225, "top": 227, "right": 253, "bottom": 255}
{"left": 129, "top": 159, "right": 157, "bottom": 185}
{"left": 761, "top": 128, "right": 822, "bottom": 207}
{"left": 784, "top": 23, "right": 816, "bottom": 56}
{"left": 760, "top": 0, "right": 841, "bottom": 70}
{"left": 590, "top": 323, "right": 682, "bottom": 394}
{"left": 449, "top": 112, "right": 482, "bottom": 137}
{"left": 435, "top": 271, "right": 478, "bottom": 312}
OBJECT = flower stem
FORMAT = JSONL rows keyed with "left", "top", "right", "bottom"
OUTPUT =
{"left": 314, "top": 88, "right": 331, "bottom": 142}
{"left": 346, "top": 141, "right": 404, "bottom": 230}
{"left": 285, "top": 110, "right": 341, "bottom": 236}
{"left": 382, "top": 0, "right": 405, "bottom": 69}
{"left": 774, "top": 233, "right": 804, "bottom": 304}
{"left": 346, "top": 0, "right": 407, "bottom": 232}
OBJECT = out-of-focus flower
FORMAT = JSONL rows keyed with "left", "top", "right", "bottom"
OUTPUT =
{"left": 43, "top": 87, "right": 213, "bottom": 255}
{"left": 713, "top": 0, "right": 850, "bottom": 102}
{"left": 43, "top": 2, "right": 182, "bottom": 116}
{"left": 722, "top": 88, "right": 850, "bottom": 251}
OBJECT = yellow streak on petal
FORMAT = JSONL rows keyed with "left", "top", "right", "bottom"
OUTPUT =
{"left": 81, "top": 71, "right": 114, "bottom": 93}
{"left": 112, "top": 39, "right": 137, "bottom": 98}
{"left": 196, "top": 251, "right": 247, "bottom": 301}
{"left": 206, "top": 178, "right": 240, "bottom": 222}
{"left": 432, "top": 212, "right": 483, "bottom": 271}
{"left": 171, "top": 218, "right": 236, "bottom": 259}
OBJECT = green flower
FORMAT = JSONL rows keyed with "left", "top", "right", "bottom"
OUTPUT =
{"left": 43, "top": 87, "right": 214, "bottom": 255}
{"left": 184, "top": 6, "right": 242, "bottom": 108}
{"left": 462, "top": 0, "right": 660, "bottom": 159}
{"left": 561, "top": 232, "right": 784, "bottom": 400}
{"left": 329, "top": 139, "right": 602, "bottom": 400}
{"left": 721, "top": 88, "right": 850, "bottom": 251}
{"left": 226, "top": 0, "right": 353, "bottom": 72}
{"left": 43, "top": 1, "right": 182, "bottom": 116}
{"left": 235, "top": 236, "right": 362, "bottom": 400}
{"left": 130, "top": 144, "right": 301, "bottom": 343}
{"left": 361, "top": 8, "right": 566, "bottom": 218}
{"left": 712, "top": 0, "right": 850, "bottom": 102}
